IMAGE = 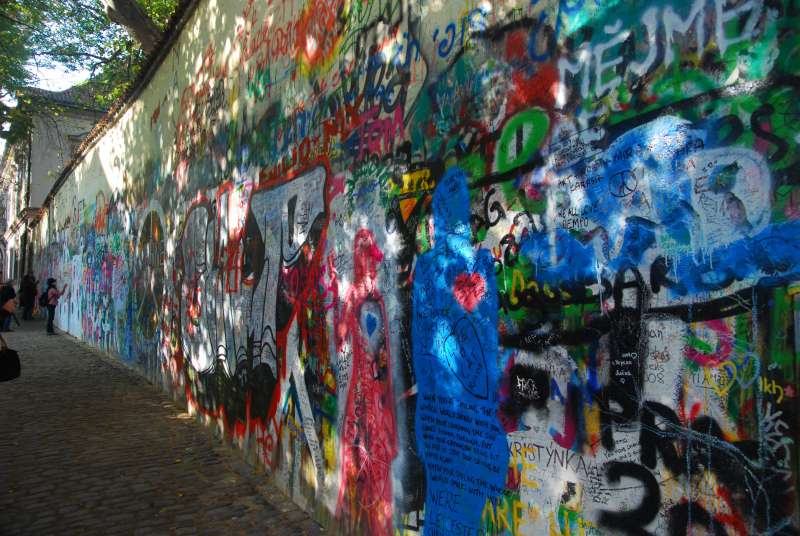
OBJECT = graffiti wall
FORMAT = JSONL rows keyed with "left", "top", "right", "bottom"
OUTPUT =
{"left": 33, "top": 0, "right": 800, "bottom": 533}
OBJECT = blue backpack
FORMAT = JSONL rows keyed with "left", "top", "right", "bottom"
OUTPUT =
{"left": 39, "top": 290, "right": 49, "bottom": 307}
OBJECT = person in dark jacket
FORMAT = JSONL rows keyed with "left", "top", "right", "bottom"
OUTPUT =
{"left": 0, "top": 280, "right": 17, "bottom": 332}
{"left": 19, "top": 274, "right": 37, "bottom": 321}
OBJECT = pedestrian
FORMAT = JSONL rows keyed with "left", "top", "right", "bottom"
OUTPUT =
{"left": 19, "top": 274, "right": 37, "bottom": 321}
{"left": 0, "top": 280, "right": 17, "bottom": 332}
{"left": 44, "top": 278, "right": 68, "bottom": 335}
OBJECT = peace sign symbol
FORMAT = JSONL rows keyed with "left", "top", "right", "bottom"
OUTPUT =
{"left": 609, "top": 168, "right": 639, "bottom": 198}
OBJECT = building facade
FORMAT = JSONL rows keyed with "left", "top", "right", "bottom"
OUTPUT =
{"left": 0, "top": 87, "right": 104, "bottom": 282}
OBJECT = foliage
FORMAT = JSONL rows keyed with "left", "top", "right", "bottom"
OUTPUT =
{"left": 0, "top": 0, "right": 44, "bottom": 143}
{"left": 1, "top": 0, "right": 178, "bottom": 144}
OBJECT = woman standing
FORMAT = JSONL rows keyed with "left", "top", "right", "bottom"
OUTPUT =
{"left": 45, "top": 278, "right": 68, "bottom": 335}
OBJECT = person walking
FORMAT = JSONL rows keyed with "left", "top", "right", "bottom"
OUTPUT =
{"left": 19, "top": 274, "right": 37, "bottom": 321}
{"left": 45, "top": 278, "right": 68, "bottom": 335}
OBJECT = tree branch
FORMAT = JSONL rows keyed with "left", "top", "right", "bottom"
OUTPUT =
{"left": 101, "top": 0, "right": 163, "bottom": 54}
{"left": 0, "top": 11, "right": 38, "bottom": 31}
{"left": 41, "top": 49, "right": 114, "bottom": 63}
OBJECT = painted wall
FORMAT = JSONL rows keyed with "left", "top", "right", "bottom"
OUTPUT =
{"left": 32, "top": 0, "right": 800, "bottom": 534}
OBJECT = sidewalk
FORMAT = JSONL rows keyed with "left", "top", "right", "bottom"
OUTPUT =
{"left": 0, "top": 320, "right": 322, "bottom": 535}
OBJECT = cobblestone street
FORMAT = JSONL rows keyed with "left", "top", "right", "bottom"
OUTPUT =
{"left": 0, "top": 320, "right": 321, "bottom": 535}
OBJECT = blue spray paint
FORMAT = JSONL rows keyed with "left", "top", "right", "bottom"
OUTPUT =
{"left": 412, "top": 167, "right": 508, "bottom": 534}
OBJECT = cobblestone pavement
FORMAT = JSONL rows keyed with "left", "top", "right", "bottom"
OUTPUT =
{"left": 0, "top": 320, "right": 323, "bottom": 535}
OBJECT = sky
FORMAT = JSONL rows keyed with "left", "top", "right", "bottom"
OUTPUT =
{"left": 29, "top": 64, "right": 91, "bottom": 92}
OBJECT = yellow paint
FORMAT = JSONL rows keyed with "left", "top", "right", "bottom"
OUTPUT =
{"left": 760, "top": 376, "right": 786, "bottom": 404}
{"left": 512, "top": 500, "right": 525, "bottom": 533}
{"left": 398, "top": 168, "right": 434, "bottom": 194}
{"left": 322, "top": 419, "right": 337, "bottom": 471}
{"left": 510, "top": 269, "right": 526, "bottom": 306}
{"left": 498, "top": 498, "right": 513, "bottom": 531}
{"left": 484, "top": 496, "right": 541, "bottom": 535}
{"left": 543, "top": 283, "right": 556, "bottom": 299}
{"left": 703, "top": 360, "right": 737, "bottom": 398}
{"left": 510, "top": 446, "right": 540, "bottom": 490}
{"left": 583, "top": 402, "right": 600, "bottom": 454}
{"left": 399, "top": 198, "right": 418, "bottom": 221}
{"left": 482, "top": 497, "right": 497, "bottom": 528}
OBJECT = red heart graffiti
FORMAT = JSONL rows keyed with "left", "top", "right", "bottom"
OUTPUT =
{"left": 453, "top": 272, "right": 486, "bottom": 313}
